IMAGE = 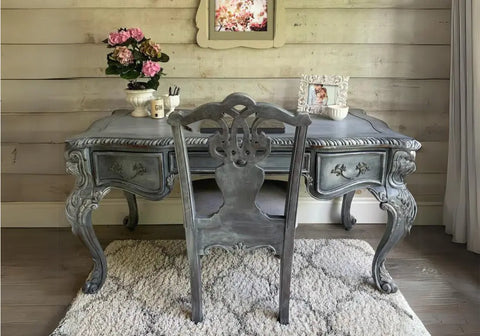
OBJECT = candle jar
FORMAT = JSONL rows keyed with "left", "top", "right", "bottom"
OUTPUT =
{"left": 150, "top": 97, "right": 165, "bottom": 119}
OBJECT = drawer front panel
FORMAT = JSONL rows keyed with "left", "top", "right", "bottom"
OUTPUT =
{"left": 169, "top": 152, "right": 310, "bottom": 174}
{"left": 93, "top": 152, "right": 164, "bottom": 193}
{"left": 316, "top": 151, "right": 386, "bottom": 195}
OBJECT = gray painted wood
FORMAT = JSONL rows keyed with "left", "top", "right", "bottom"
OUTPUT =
{"left": 64, "top": 94, "right": 421, "bottom": 319}
{"left": 122, "top": 191, "right": 138, "bottom": 231}
{"left": 167, "top": 93, "right": 311, "bottom": 324}
{"left": 342, "top": 191, "right": 357, "bottom": 230}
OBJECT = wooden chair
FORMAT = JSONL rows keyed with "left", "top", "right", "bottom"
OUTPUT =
{"left": 167, "top": 93, "right": 311, "bottom": 324}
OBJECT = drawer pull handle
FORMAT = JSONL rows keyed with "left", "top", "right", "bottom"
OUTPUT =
{"left": 331, "top": 162, "right": 369, "bottom": 180}
{"left": 110, "top": 162, "right": 147, "bottom": 181}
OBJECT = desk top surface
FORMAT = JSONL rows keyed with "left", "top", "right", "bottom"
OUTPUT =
{"left": 66, "top": 108, "right": 421, "bottom": 150}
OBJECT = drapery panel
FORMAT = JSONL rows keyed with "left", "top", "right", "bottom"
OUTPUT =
{"left": 443, "top": 0, "right": 480, "bottom": 253}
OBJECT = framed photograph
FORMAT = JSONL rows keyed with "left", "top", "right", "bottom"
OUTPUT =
{"left": 196, "top": 0, "right": 285, "bottom": 49}
{"left": 297, "top": 74, "right": 350, "bottom": 114}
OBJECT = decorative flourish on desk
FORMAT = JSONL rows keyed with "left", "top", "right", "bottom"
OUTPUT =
{"left": 331, "top": 162, "right": 370, "bottom": 180}
{"left": 166, "top": 173, "right": 177, "bottom": 189}
{"left": 203, "top": 242, "right": 277, "bottom": 255}
{"left": 109, "top": 161, "right": 147, "bottom": 181}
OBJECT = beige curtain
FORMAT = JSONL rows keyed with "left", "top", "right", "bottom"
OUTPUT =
{"left": 443, "top": 0, "right": 480, "bottom": 253}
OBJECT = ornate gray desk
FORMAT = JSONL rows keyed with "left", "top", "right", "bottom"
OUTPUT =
{"left": 65, "top": 109, "right": 421, "bottom": 295}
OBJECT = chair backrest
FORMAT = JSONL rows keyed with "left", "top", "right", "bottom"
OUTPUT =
{"left": 168, "top": 93, "right": 311, "bottom": 254}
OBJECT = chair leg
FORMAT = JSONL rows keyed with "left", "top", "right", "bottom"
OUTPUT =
{"left": 278, "top": 238, "right": 295, "bottom": 325}
{"left": 185, "top": 228, "right": 203, "bottom": 323}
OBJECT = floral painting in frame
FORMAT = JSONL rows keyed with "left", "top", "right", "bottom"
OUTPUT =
{"left": 213, "top": 0, "right": 270, "bottom": 34}
{"left": 196, "top": 0, "right": 285, "bottom": 49}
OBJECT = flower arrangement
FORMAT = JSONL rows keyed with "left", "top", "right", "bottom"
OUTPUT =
{"left": 103, "top": 28, "right": 169, "bottom": 90}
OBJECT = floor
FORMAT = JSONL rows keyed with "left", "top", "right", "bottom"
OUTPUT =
{"left": 2, "top": 224, "right": 479, "bottom": 336}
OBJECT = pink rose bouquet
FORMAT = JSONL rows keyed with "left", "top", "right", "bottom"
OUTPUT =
{"left": 103, "top": 27, "right": 169, "bottom": 90}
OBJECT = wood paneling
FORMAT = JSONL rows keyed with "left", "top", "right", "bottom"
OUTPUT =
{"left": 1, "top": 112, "right": 112, "bottom": 143}
{"left": 0, "top": 1, "right": 451, "bottom": 225}
{"left": 1, "top": 78, "right": 449, "bottom": 114}
{"left": 286, "top": 9, "right": 450, "bottom": 44}
{"left": 1, "top": 0, "right": 198, "bottom": 9}
{"left": 1, "top": 44, "right": 450, "bottom": 79}
{"left": 2, "top": 9, "right": 198, "bottom": 44}
{"left": 1, "top": 0, "right": 452, "bottom": 9}
{"left": 1, "top": 111, "right": 447, "bottom": 143}
{"left": 285, "top": 0, "right": 451, "bottom": 9}
{"left": 2, "top": 8, "right": 450, "bottom": 44}
{"left": 2, "top": 144, "right": 66, "bottom": 175}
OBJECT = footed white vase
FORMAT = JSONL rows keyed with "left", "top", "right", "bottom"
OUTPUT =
{"left": 125, "top": 89, "right": 155, "bottom": 117}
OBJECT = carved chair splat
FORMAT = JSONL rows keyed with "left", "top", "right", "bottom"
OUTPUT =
{"left": 167, "top": 93, "right": 311, "bottom": 324}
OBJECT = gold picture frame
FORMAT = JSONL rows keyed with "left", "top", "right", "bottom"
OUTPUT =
{"left": 196, "top": 0, "right": 285, "bottom": 49}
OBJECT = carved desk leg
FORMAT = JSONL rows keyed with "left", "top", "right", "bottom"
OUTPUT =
{"left": 341, "top": 191, "right": 357, "bottom": 230}
{"left": 368, "top": 150, "right": 417, "bottom": 293}
{"left": 65, "top": 149, "right": 110, "bottom": 294}
{"left": 122, "top": 191, "right": 139, "bottom": 231}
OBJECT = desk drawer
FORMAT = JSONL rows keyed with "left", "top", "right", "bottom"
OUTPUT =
{"left": 315, "top": 151, "right": 386, "bottom": 195}
{"left": 169, "top": 152, "right": 310, "bottom": 174}
{"left": 93, "top": 152, "right": 164, "bottom": 193}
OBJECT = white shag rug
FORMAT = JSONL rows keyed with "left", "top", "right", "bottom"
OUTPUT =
{"left": 51, "top": 239, "right": 430, "bottom": 336}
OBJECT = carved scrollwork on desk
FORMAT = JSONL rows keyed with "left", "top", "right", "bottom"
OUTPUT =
{"left": 367, "top": 149, "right": 418, "bottom": 294}
{"left": 203, "top": 242, "right": 277, "bottom": 255}
{"left": 65, "top": 148, "right": 110, "bottom": 294}
{"left": 166, "top": 173, "right": 177, "bottom": 189}
{"left": 330, "top": 162, "right": 370, "bottom": 180}
{"left": 388, "top": 150, "right": 416, "bottom": 188}
{"left": 109, "top": 161, "right": 147, "bottom": 181}
{"left": 303, "top": 173, "right": 314, "bottom": 186}
{"left": 67, "top": 135, "right": 422, "bottom": 151}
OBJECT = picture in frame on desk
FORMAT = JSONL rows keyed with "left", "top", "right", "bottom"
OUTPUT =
{"left": 297, "top": 74, "right": 349, "bottom": 114}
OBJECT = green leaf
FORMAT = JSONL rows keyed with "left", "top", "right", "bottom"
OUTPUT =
{"left": 145, "top": 77, "right": 160, "bottom": 90}
{"left": 158, "top": 53, "right": 170, "bottom": 62}
{"left": 120, "top": 69, "right": 141, "bottom": 80}
{"left": 133, "top": 50, "right": 146, "bottom": 61}
{"left": 105, "top": 66, "right": 120, "bottom": 75}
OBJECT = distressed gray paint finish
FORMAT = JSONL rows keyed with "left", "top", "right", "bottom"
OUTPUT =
{"left": 64, "top": 96, "right": 421, "bottom": 303}
{"left": 342, "top": 191, "right": 357, "bottom": 230}
{"left": 167, "top": 93, "right": 311, "bottom": 324}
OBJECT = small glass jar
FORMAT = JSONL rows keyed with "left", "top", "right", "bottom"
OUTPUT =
{"left": 150, "top": 96, "right": 165, "bottom": 119}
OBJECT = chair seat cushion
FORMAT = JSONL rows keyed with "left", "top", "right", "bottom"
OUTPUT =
{"left": 192, "top": 178, "right": 287, "bottom": 217}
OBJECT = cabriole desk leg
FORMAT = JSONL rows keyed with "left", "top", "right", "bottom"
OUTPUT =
{"left": 341, "top": 191, "right": 357, "bottom": 230}
{"left": 368, "top": 150, "right": 417, "bottom": 293}
{"left": 123, "top": 191, "right": 139, "bottom": 231}
{"left": 65, "top": 149, "right": 110, "bottom": 294}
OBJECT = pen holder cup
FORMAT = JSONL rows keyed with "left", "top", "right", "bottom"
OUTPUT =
{"left": 163, "top": 95, "right": 180, "bottom": 115}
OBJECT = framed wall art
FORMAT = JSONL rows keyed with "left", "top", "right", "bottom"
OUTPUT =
{"left": 297, "top": 74, "right": 350, "bottom": 114}
{"left": 196, "top": 0, "right": 285, "bottom": 49}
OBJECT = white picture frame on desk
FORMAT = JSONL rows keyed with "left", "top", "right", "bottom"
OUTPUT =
{"left": 297, "top": 74, "right": 349, "bottom": 114}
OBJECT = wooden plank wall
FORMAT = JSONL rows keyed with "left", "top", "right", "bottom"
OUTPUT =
{"left": 1, "top": 0, "right": 450, "bottom": 224}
